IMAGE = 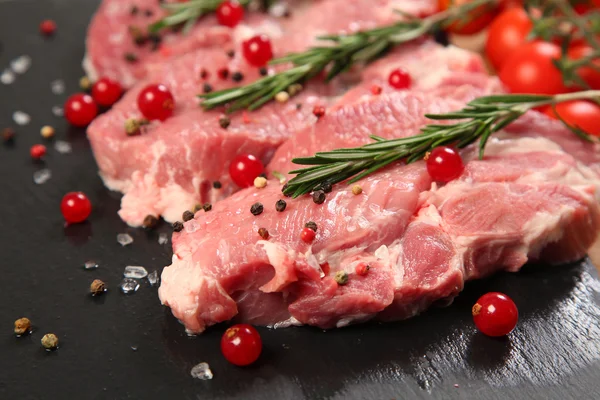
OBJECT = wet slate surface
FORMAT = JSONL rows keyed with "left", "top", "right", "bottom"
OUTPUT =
{"left": 1, "top": 1, "right": 600, "bottom": 399}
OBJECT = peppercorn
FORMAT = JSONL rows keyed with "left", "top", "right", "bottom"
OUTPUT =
{"left": 14, "top": 317, "right": 31, "bottom": 336}
{"left": 124, "top": 52, "right": 138, "bottom": 63}
{"left": 125, "top": 118, "right": 150, "bottom": 136}
{"left": 254, "top": 176, "right": 267, "bottom": 188}
{"left": 172, "top": 221, "right": 184, "bottom": 232}
{"left": 226, "top": 49, "right": 235, "bottom": 58}
{"left": 370, "top": 85, "right": 382, "bottom": 95}
{"left": 259, "top": 67, "right": 268, "bottom": 76}
{"left": 130, "top": 5, "right": 139, "bottom": 15}
{"left": 275, "top": 199, "right": 287, "bottom": 212}
{"left": 231, "top": 71, "right": 244, "bottom": 82}
{"left": 3, "top": 127, "right": 15, "bottom": 144}
{"left": 41, "top": 333, "right": 59, "bottom": 350}
{"left": 144, "top": 9, "right": 154, "bottom": 17}
{"left": 305, "top": 221, "right": 318, "bottom": 232}
{"left": 90, "top": 279, "right": 106, "bottom": 296}
{"left": 219, "top": 116, "right": 231, "bottom": 129}
{"left": 40, "top": 125, "right": 55, "bottom": 139}
{"left": 288, "top": 84, "right": 303, "bottom": 96}
{"left": 275, "top": 91, "right": 290, "bottom": 103}
{"left": 148, "top": 33, "right": 162, "bottom": 51}
{"left": 352, "top": 185, "right": 363, "bottom": 195}
{"left": 200, "top": 68, "right": 209, "bottom": 80}
{"left": 319, "top": 182, "right": 332, "bottom": 193}
{"left": 142, "top": 214, "right": 159, "bottom": 229}
{"left": 334, "top": 271, "right": 349, "bottom": 285}
{"left": 217, "top": 67, "right": 229, "bottom": 80}
{"left": 182, "top": 210, "right": 194, "bottom": 222}
{"left": 192, "top": 204, "right": 202, "bottom": 213}
{"left": 202, "top": 203, "right": 212, "bottom": 212}
{"left": 213, "top": 181, "right": 222, "bottom": 189}
{"left": 258, "top": 227, "right": 269, "bottom": 240}
{"left": 295, "top": 103, "right": 302, "bottom": 111}
{"left": 281, "top": 183, "right": 292, "bottom": 197}
{"left": 312, "top": 190, "right": 326, "bottom": 204}
{"left": 313, "top": 105, "right": 325, "bottom": 119}
{"left": 129, "top": 26, "right": 147, "bottom": 46}
{"left": 250, "top": 202, "right": 264, "bottom": 216}
{"left": 203, "top": 83, "right": 213, "bottom": 93}
{"left": 79, "top": 76, "right": 92, "bottom": 91}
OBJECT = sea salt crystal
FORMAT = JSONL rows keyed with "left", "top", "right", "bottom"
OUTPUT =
{"left": 33, "top": 169, "right": 51, "bottom": 184}
{"left": 54, "top": 140, "right": 72, "bottom": 154}
{"left": 147, "top": 270, "right": 159, "bottom": 286}
{"left": 190, "top": 362, "right": 213, "bottom": 380}
{"left": 117, "top": 233, "right": 133, "bottom": 246}
{"left": 124, "top": 266, "right": 148, "bottom": 279}
{"left": 1, "top": 69, "right": 15, "bottom": 85}
{"left": 11, "top": 55, "right": 32, "bottom": 74}
{"left": 120, "top": 278, "right": 140, "bottom": 294}
{"left": 51, "top": 79, "right": 65, "bottom": 95}
{"left": 158, "top": 233, "right": 168, "bottom": 245}
{"left": 13, "top": 111, "right": 30, "bottom": 126}
{"left": 84, "top": 260, "right": 99, "bottom": 270}
{"left": 52, "top": 106, "right": 64, "bottom": 117}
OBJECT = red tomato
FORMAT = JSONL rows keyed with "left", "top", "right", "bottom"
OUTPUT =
{"left": 499, "top": 41, "right": 570, "bottom": 94}
{"left": 568, "top": 44, "right": 600, "bottom": 89}
{"left": 437, "top": 0, "right": 498, "bottom": 35}
{"left": 485, "top": 7, "right": 532, "bottom": 71}
{"left": 542, "top": 100, "right": 600, "bottom": 137}
{"left": 574, "top": 0, "right": 600, "bottom": 14}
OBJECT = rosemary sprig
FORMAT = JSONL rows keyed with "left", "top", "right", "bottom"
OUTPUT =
{"left": 199, "top": 0, "right": 498, "bottom": 112}
{"left": 282, "top": 90, "right": 600, "bottom": 197}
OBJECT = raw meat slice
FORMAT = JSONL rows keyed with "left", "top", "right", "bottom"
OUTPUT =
{"left": 85, "top": 0, "right": 438, "bottom": 87}
{"left": 159, "top": 91, "right": 600, "bottom": 334}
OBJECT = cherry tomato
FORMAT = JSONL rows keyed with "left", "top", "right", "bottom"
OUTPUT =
{"left": 472, "top": 292, "right": 518, "bottom": 337}
{"left": 437, "top": 0, "right": 497, "bottom": 35}
{"left": 221, "top": 324, "right": 262, "bottom": 366}
{"left": 485, "top": 7, "right": 532, "bottom": 71}
{"left": 568, "top": 44, "right": 600, "bottom": 90}
{"left": 499, "top": 41, "right": 570, "bottom": 94}
{"left": 542, "top": 100, "right": 600, "bottom": 137}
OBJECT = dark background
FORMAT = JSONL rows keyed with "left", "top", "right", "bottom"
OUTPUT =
{"left": 1, "top": 1, "right": 600, "bottom": 399}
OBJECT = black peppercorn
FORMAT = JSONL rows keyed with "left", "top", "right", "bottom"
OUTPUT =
{"left": 226, "top": 49, "right": 235, "bottom": 58}
{"left": 259, "top": 67, "right": 268, "bottom": 76}
{"left": 213, "top": 181, "right": 222, "bottom": 189}
{"left": 219, "top": 116, "right": 231, "bottom": 129}
{"left": 203, "top": 83, "right": 213, "bottom": 93}
{"left": 182, "top": 210, "right": 194, "bottom": 222}
{"left": 281, "top": 183, "right": 292, "bottom": 197}
{"left": 172, "top": 221, "right": 184, "bottom": 232}
{"left": 312, "top": 190, "right": 326, "bottom": 204}
{"left": 305, "top": 221, "right": 318, "bottom": 232}
{"left": 144, "top": 9, "right": 154, "bottom": 17}
{"left": 321, "top": 182, "right": 332, "bottom": 193}
{"left": 2, "top": 127, "right": 15, "bottom": 144}
{"left": 130, "top": 5, "right": 139, "bottom": 15}
{"left": 250, "top": 202, "right": 264, "bottom": 216}
{"left": 275, "top": 199, "right": 287, "bottom": 212}
{"left": 200, "top": 68, "right": 209, "bottom": 79}
{"left": 202, "top": 203, "right": 212, "bottom": 212}
{"left": 231, "top": 71, "right": 244, "bottom": 82}
{"left": 124, "top": 52, "right": 138, "bottom": 63}
{"left": 142, "top": 214, "right": 159, "bottom": 230}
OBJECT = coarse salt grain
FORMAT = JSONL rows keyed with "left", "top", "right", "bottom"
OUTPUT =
{"left": 13, "top": 111, "right": 31, "bottom": 126}
{"left": 10, "top": 55, "right": 32, "bottom": 74}
{"left": 1, "top": 69, "right": 15, "bottom": 85}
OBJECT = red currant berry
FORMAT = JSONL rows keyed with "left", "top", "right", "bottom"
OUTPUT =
{"left": 242, "top": 35, "right": 273, "bottom": 67}
{"left": 137, "top": 84, "right": 175, "bottom": 121}
{"left": 301, "top": 227, "right": 316, "bottom": 243}
{"left": 472, "top": 292, "right": 518, "bottom": 337}
{"left": 30, "top": 144, "right": 47, "bottom": 160}
{"left": 388, "top": 68, "right": 412, "bottom": 90}
{"left": 229, "top": 154, "right": 264, "bottom": 188}
{"left": 40, "top": 20, "right": 56, "bottom": 36}
{"left": 91, "top": 77, "right": 123, "bottom": 107}
{"left": 221, "top": 324, "right": 262, "bottom": 366}
{"left": 426, "top": 146, "right": 464, "bottom": 183}
{"left": 355, "top": 263, "right": 370, "bottom": 276}
{"left": 61, "top": 192, "right": 92, "bottom": 224}
{"left": 216, "top": 1, "right": 244, "bottom": 28}
{"left": 64, "top": 93, "right": 98, "bottom": 127}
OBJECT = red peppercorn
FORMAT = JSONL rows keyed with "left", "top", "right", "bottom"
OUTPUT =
{"left": 64, "top": 93, "right": 98, "bottom": 127}
{"left": 370, "top": 85, "right": 382, "bottom": 95}
{"left": 61, "top": 192, "right": 92, "bottom": 224}
{"left": 40, "top": 20, "right": 57, "bottom": 36}
{"left": 355, "top": 263, "right": 370, "bottom": 276}
{"left": 242, "top": 35, "right": 273, "bottom": 67}
{"left": 216, "top": 0, "right": 245, "bottom": 28}
{"left": 388, "top": 68, "right": 412, "bottom": 90}
{"left": 312, "top": 105, "right": 325, "bottom": 119}
{"left": 472, "top": 292, "right": 518, "bottom": 337}
{"left": 91, "top": 77, "right": 123, "bottom": 107}
{"left": 30, "top": 144, "right": 47, "bottom": 160}
{"left": 137, "top": 84, "right": 175, "bottom": 121}
{"left": 221, "top": 324, "right": 262, "bottom": 366}
{"left": 217, "top": 67, "right": 230, "bottom": 80}
{"left": 229, "top": 154, "right": 264, "bottom": 188}
{"left": 301, "top": 227, "right": 316, "bottom": 243}
{"left": 426, "top": 146, "right": 464, "bottom": 183}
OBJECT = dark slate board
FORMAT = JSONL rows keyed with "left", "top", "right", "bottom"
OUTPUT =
{"left": 1, "top": 1, "right": 599, "bottom": 399}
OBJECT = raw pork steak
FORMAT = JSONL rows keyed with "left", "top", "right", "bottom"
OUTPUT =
{"left": 158, "top": 90, "right": 600, "bottom": 333}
